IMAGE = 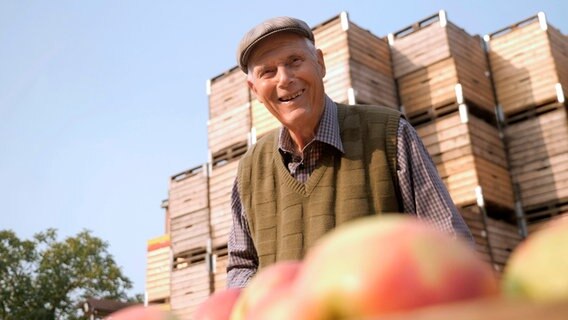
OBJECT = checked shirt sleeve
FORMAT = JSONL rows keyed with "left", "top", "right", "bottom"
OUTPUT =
{"left": 226, "top": 178, "right": 259, "bottom": 288}
{"left": 397, "top": 118, "right": 474, "bottom": 245}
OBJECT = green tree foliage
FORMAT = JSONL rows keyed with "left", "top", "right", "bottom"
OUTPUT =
{"left": 0, "top": 229, "right": 141, "bottom": 320}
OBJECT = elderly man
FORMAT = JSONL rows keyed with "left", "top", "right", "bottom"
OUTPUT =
{"left": 227, "top": 16, "right": 473, "bottom": 288}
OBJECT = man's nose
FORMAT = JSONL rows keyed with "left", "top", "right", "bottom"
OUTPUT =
{"left": 277, "top": 66, "right": 294, "bottom": 87}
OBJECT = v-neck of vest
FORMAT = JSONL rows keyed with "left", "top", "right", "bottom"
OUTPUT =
{"left": 272, "top": 104, "right": 348, "bottom": 197}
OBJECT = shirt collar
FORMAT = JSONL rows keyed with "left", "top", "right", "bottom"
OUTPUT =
{"left": 278, "top": 95, "right": 344, "bottom": 154}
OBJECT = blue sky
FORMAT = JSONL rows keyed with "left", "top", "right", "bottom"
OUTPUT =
{"left": 1, "top": 1, "right": 566, "bottom": 296}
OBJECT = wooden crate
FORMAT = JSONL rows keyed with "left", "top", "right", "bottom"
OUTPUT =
{"left": 389, "top": 11, "right": 491, "bottom": 84}
{"left": 168, "top": 165, "right": 208, "bottom": 219}
{"left": 460, "top": 206, "right": 522, "bottom": 272}
{"left": 398, "top": 56, "right": 495, "bottom": 121}
{"left": 146, "top": 235, "right": 171, "bottom": 303}
{"left": 504, "top": 104, "right": 568, "bottom": 209}
{"left": 526, "top": 211, "right": 568, "bottom": 234}
{"left": 171, "top": 248, "right": 211, "bottom": 320}
{"left": 416, "top": 108, "right": 514, "bottom": 210}
{"left": 212, "top": 245, "right": 229, "bottom": 292}
{"left": 487, "top": 14, "right": 568, "bottom": 116}
{"left": 210, "top": 156, "right": 241, "bottom": 248}
{"left": 207, "top": 66, "right": 250, "bottom": 119}
{"left": 251, "top": 98, "right": 280, "bottom": 139}
{"left": 170, "top": 207, "right": 210, "bottom": 255}
{"left": 313, "top": 12, "right": 398, "bottom": 107}
{"left": 208, "top": 102, "right": 251, "bottom": 155}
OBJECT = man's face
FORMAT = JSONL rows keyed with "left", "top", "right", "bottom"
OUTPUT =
{"left": 247, "top": 33, "right": 326, "bottom": 133}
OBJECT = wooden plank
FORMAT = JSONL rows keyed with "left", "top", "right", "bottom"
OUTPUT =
{"left": 349, "top": 59, "right": 398, "bottom": 107}
{"left": 208, "top": 102, "right": 251, "bottom": 155}
{"left": 398, "top": 57, "right": 459, "bottom": 115}
{"left": 169, "top": 165, "right": 208, "bottom": 219}
{"left": 210, "top": 158, "right": 240, "bottom": 247}
{"left": 170, "top": 208, "right": 210, "bottom": 255}
{"left": 208, "top": 67, "right": 250, "bottom": 119}
{"left": 390, "top": 19, "right": 451, "bottom": 78}
{"left": 251, "top": 98, "right": 280, "bottom": 138}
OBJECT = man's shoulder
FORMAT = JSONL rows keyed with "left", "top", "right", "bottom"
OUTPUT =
{"left": 336, "top": 102, "right": 402, "bottom": 118}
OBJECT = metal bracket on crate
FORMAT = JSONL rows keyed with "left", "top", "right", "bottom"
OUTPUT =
{"left": 347, "top": 87, "right": 356, "bottom": 105}
{"left": 206, "top": 79, "right": 212, "bottom": 96}
{"left": 438, "top": 10, "right": 447, "bottom": 27}
{"left": 248, "top": 127, "right": 257, "bottom": 148}
{"left": 455, "top": 83, "right": 464, "bottom": 105}
{"left": 458, "top": 103, "right": 469, "bottom": 124}
{"left": 556, "top": 83, "right": 565, "bottom": 104}
{"left": 538, "top": 11, "right": 548, "bottom": 31}
{"left": 340, "top": 11, "right": 349, "bottom": 31}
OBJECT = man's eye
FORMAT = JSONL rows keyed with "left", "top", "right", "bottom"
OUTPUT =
{"left": 260, "top": 70, "right": 275, "bottom": 78}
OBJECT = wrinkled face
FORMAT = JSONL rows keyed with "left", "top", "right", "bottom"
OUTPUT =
{"left": 247, "top": 33, "right": 326, "bottom": 132}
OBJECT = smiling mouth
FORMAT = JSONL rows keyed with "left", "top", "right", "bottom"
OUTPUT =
{"left": 279, "top": 89, "right": 305, "bottom": 102}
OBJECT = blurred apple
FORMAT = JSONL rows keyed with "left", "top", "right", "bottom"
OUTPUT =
{"left": 106, "top": 305, "right": 177, "bottom": 320}
{"left": 245, "top": 286, "right": 304, "bottom": 320}
{"left": 502, "top": 215, "right": 568, "bottom": 301}
{"left": 194, "top": 288, "right": 242, "bottom": 320}
{"left": 292, "top": 215, "right": 499, "bottom": 319}
{"left": 230, "top": 260, "right": 302, "bottom": 320}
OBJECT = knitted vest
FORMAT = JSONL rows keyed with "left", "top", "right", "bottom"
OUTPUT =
{"left": 237, "top": 103, "right": 401, "bottom": 268}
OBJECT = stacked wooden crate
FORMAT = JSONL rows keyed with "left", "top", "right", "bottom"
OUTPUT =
{"left": 486, "top": 13, "right": 568, "bottom": 232}
{"left": 212, "top": 245, "right": 230, "bottom": 292}
{"left": 145, "top": 234, "right": 171, "bottom": 307}
{"left": 390, "top": 11, "right": 514, "bottom": 215}
{"left": 168, "top": 165, "right": 212, "bottom": 319}
{"left": 207, "top": 67, "right": 251, "bottom": 158}
{"left": 389, "top": 11, "right": 495, "bottom": 124}
{"left": 206, "top": 66, "right": 253, "bottom": 294}
{"left": 460, "top": 206, "right": 522, "bottom": 272}
{"left": 415, "top": 106, "right": 514, "bottom": 210}
{"left": 313, "top": 12, "right": 398, "bottom": 107}
{"left": 209, "top": 144, "right": 246, "bottom": 249}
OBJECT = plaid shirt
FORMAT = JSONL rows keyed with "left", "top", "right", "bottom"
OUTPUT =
{"left": 227, "top": 96, "right": 473, "bottom": 288}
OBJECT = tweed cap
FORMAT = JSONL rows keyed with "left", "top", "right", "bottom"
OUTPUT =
{"left": 237, "top": 16, "right": 314, "bottom": 73}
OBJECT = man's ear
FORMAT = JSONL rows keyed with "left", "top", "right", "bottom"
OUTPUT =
{"left": 247, "top": 78, "right": 262, "bottom": 104}
{"left": 316, "top": 49, "right": 326, "bottom": 78}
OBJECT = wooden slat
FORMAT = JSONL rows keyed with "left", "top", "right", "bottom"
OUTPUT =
{"left": 212, "top": 245, "right": 229, "bottom": 292}
{"left": 146, "top": 245, "right": 171, "bottom": 302}
{"left": 208, "top": 103, "right": 251, "bottom": 155}
{"left": 390, "top": 18, "right": 451, "bottom": 78}
{"left": 251, "top": 98, "right": 280, "bottom": 138}
{"left": 208, "top": 67, "right": 249, "bottom": 118}
{"left": 210, "top": 158, "right": 240, "bottom": 247}
{"left": 169, "top": 165, "right": 208, "bottom": 219}
{"left": 170, "top": 208, "right": 210, "bottom": 254}
{"left": 398, "top": 57, "right": 459, "bottom": 116}
{"left": 505, "top": 106, "right": 568, "bottom": 208}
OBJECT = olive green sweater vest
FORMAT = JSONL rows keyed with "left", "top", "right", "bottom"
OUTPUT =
{"left": 237, "top": 103, "right": 402, "bottom": 268}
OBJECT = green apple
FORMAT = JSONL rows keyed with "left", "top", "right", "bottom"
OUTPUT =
{"left": 502, "top": 216, "right": 568, "bottom": 301}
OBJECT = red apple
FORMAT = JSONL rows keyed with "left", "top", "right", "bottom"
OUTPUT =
{"left": 106, "top": 305, "right": 178, "bottom": 320}
{"left": 502, "top": 215, "right": 568, "bottom": 301}
{"left": 292, "top": 215, "right": 499, "bottom": 319}
{"left": 230, "top": 260, "right": 302, "bottom": 320}
{"left": 193, "top": 288, "right": 242, "bottom": 320}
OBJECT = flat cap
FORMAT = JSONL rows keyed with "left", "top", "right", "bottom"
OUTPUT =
{"left": 237, "top": 16, "right": 314, "bottom": 73}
